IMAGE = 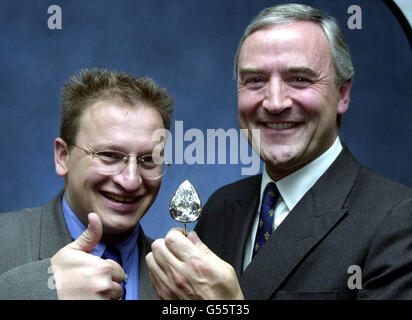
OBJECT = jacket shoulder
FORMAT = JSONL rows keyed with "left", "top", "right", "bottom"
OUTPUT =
{"left": 196, "top": 175, "right": 261, "bottom": 236}
{"left": 355, "top": 166, "right": 412, "bottom": 204}
{"left": 0, "top": 206, "right": 43, "bottom": 273}
{"left": 0, "top": 206, "right": 43, "bottom": 236}
{"left": 207, "top": 175, "right": 262, "bottom": 203}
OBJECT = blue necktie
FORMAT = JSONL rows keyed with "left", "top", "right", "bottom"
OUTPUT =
{"left": 253, "top": 182, "right": 279, "bottom": 258}
{"left": 102, "top": 246, "right": 126, "bottom": 300}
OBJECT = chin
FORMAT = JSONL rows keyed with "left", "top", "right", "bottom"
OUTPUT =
{"left": 262, "top": 147, "right": 307, "bottom": 179}
{"left": 263, "top": 145, "right": 296, "bottom": 166}
{"left": 103, "top": 211, "right": 140, "bottom": 232}
{"left": 103, "top": 222, "right": 136, "bottom": 240}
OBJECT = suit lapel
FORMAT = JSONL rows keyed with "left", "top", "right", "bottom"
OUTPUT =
{"left": 221, "top": 175, "right": 262, "bottom": 276}
{"left": 138, "top": 226, "right": 158, "bottom": 300}
{"left": 240, "top": 147, "right": 361, "bottom": 299}
{"left": 240, "top": 193, "right": 348, "bottom": 299}
{"left": 39, "top": 191, "right": 72, "bottom": 259}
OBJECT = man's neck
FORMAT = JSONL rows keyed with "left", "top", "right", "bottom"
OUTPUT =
{"left": 266, "top": 135, "right": 340, "bottom": 182}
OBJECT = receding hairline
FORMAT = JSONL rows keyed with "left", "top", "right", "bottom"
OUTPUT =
{"left": 237, "top": 21, "right": 335, "bottom": 79}
{"left": 78, "top": 96, "right": 166, "bottom": 128}
{"left": 237, "top": 20, "right": 334, "bottom": 74}
{"left": 233, "top": 4, "right": 354, "bottom": 86}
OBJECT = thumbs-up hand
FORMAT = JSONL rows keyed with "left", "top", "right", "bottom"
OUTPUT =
{"left": 146, "top": 228, "right": 244, "bottom": 300}
{"left": 50, "top": 213, "right": 126, "bottom": 300}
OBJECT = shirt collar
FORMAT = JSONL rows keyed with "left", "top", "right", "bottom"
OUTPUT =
{"left": 61, "top": 193, "right": 140, "bottom": 259}
{"left": 261, "top": 137, "right": 343, "bottom": 211}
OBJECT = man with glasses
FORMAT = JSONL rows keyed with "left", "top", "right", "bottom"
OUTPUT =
{"left": 0, "top": 68, "right": 174, "bottom": 299}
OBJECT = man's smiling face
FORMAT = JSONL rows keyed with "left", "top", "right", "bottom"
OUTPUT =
{"left": 237, "top": 21, "right": 352, "bottom": 181}
{"left": 55, "top": 100, "right": 164, "bottom": 243}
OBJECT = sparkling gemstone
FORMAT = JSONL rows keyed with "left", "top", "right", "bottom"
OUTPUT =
{"left": 169, "top": 180, "right": 202, "bottom": 223}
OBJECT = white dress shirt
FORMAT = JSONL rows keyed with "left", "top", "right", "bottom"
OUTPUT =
{"left": 243, "top": 137, "right": 343, "bottom": 270}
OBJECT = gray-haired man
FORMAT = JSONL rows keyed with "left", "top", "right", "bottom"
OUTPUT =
{"left": 146, "top": 4, "right": 412, "bottom": 300}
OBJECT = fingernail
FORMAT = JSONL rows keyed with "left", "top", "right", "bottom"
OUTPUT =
{"left": 188, "top": 231, "right": 200, "bottom": 244}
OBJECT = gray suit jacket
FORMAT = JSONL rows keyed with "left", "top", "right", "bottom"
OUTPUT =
{"left": 195, "top": 146, "right": 412, "bottom": 299}
{"left": 0, "top": 192, "right": 157, "bottom": 300}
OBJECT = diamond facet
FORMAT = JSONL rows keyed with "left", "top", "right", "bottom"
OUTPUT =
{"left": 169, "top": 180, "right": 202, "bottom": 223}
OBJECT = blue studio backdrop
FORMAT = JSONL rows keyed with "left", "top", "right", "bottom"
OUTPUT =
{"left": 0, "top": 0, "right": 411, "bottom": 239}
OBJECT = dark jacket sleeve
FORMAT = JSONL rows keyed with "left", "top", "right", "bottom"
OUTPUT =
{"left": 358, "top": 197, "right": 412, "bottom": 299}
{"left": 0, "top": 207, "right": 59, "bottom": 300}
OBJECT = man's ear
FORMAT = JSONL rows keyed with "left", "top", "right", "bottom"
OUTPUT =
{"left": 54, "top": 137, "right": 69, "bottom": 177}
{"left": 337, "top": 78, "right": 353, "bottom": 116}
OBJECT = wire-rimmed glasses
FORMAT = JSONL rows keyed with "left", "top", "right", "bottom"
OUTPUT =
{"left": 71, "top": 144, "right": 170, "bottom": 180}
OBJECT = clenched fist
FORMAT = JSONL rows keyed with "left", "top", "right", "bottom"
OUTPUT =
{"left": 146, "top": 228, "right": 244, "bottom": 300}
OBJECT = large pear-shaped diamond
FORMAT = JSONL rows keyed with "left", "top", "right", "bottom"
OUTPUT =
{"left": 169, "top": 180, "right": 202, "bottom": 223}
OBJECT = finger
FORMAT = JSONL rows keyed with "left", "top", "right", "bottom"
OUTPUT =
{"left": 110, "top": 281, "right": 123, "bottom": 300}
{"left": 164, "top": 229, "right": 198, "bottom": 262}
{"left": 146, "top": 252, "right": 168, "bottom": 284}
{"left": 147, "top": 249, "right": 181, "bottom": 291}
{"left": 187, "top": 230, "right": 219, "bottom": 260}
{"left": 149, "top": 271, "right": 180, "bottom": 300}
{"left": 187, "top": 230, "right": 201, "bottom": 245}
{"left": 148, "top": 270, "right": 164, "bottom": 299}
{"left": 146, "top": 253, "right": 166, "bottom": 294}
{"left": 105, "top": 259, "right": 126, "bottom": 283}
{"left": 69, "top": 213, "right": 103, "bottom": 253}
{"left": 151, "top": 238, "right": 184, "bottom": 273}
{"left": 169, "top": 227, "right": 185, "bottom": 235}
{"left": 146, "top": 253, "right": 180, "bottom": 300}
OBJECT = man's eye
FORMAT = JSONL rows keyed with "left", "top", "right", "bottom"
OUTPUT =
{"left": 293, "top": 76, "right": 308, "bottom": 82}
{"left": 290, "top": 76, "right": 311, "bottom": 87}
{"left": 140, "top": 155, "right": 159, "bottom": 168}
{"left": 140, "top": 155, "right": 154, "bottom": 163}
{"left": 97, "top": 151, "right": 124, "bottom": 162}
{"left": 247, "top": 77, "right": 264, "bottom": 84}
{"left": 242, "top": 76, "right": 265, "bottom": 88}
{"left": 251, "top": 77, "right": 262, "bottom": 83}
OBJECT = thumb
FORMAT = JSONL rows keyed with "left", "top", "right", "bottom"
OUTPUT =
{"left": 68, "top": 212, "right": 103, "bottom": 252}
{"left": 187, "top": 230, "right": 220, "bottom": 260}
{"left": 187, "top": 230, "right": 201, "bottom": 246}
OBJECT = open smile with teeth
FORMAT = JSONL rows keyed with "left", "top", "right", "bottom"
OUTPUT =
{"left": 102, "top": 192, "right": 139, "bottom": 204}
{"left": 266, "top": 122, "right": 299, "bottom": 130}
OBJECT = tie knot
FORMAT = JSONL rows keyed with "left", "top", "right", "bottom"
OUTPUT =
{"left": 102, "top": 246, "right": 122, "bottom": 265}
{"left": 262, "top": 182, "right": 279, "bottom": 206}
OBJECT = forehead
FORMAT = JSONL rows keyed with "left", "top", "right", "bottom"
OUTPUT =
{"left": 77, "top": 100, "right": 164, "bottom": 147}
{"left": 239, "top": 21, "right": 333, "bottom": 72}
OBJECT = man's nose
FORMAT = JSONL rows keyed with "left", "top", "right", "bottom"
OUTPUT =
{"left": 113, "top": 160, "right": 143, "bottom": 191}
{"left": 262, "top": 79, "right": 293, "bottom": 114}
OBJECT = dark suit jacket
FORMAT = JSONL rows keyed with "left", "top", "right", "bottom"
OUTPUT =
{"left": 195, "top": 147, "right": 412, "bottom": 299}
{"left": 0, "top": 192, "right": 157, "bottom": 300}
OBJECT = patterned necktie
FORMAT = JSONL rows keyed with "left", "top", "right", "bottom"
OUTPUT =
{"left": 102, "top": 246, "right": 126, "bottom": 300}
{"left": 253, "top": 182, "right": 280, "bottom": 258}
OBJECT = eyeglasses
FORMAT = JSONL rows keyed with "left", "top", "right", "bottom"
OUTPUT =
{"left": 70, "top": 144, "right": 170, "bottom": 180}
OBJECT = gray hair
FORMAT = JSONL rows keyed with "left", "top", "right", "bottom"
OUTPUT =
{"left": 233, "top": 3, "right": 355, "bottom": 86}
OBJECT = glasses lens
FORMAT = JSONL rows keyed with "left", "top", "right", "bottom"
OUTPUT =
{"left": 94, "top": 151, "right": 170, "bottom": 179}
{"left": 95, "top": 151, "right": 127, "bottom": 175}
{"left": 139, "top": 155, "right": 169, "bottom": 180}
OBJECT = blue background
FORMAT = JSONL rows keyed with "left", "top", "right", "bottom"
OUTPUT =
{"left": 0, "top": 0, "right": 411, "bottom": 240}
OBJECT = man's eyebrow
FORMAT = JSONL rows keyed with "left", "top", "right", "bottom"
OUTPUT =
{"left": 238, "top": 67, "right": 265, "bottom": 77}
{"left": 286, "top": 66, "right": 319, "bottom": 77}
{"left": 238, "top": 66, "right": 320, "bottom": 78}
